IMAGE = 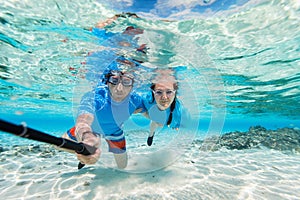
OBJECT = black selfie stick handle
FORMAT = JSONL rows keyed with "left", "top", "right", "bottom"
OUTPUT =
{"left": 0, "top": 119, "right": 96, "bottom": 168}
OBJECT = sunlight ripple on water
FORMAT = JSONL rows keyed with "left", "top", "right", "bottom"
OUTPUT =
{"left": 0, "top": 0, "right": 299, "bottom": 125}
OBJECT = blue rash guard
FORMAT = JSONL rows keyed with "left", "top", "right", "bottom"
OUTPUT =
{"left": 91, "top": 28, "right": 115, "bottom": 43}
{"left": 142, "top": 92, "right": 190, "bottom": 129}
{"left": 78, "top": 85, "right": 146, "bottom": 138}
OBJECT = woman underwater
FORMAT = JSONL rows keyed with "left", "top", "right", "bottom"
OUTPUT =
{"left": 142, "top": 69, "right": 190, "bottom": 146}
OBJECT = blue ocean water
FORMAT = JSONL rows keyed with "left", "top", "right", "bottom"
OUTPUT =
{"left": 0, "top": 0, "right": 299, "bottom": 144}
{"left": 1, "top": 1, "right": 300, "bottom": 199}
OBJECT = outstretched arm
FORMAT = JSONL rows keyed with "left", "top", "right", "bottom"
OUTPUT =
{"left": 75, "top": 113, "right": 94, "bottom": 141}
{"left": 75, "top": 113, "right": 101, "bottom": 165}
{"left": 95, "top": 15, "right": 119, "bottom": 28}
{"left": 95, "top": 13, "right": 139, "bottom": 29}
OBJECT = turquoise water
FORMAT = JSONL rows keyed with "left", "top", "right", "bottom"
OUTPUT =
{"left": 0, "top": 0, "right": 299, "bottom": 141}
{"left": 0, "top": 0, "right": 300, "bottom": 199}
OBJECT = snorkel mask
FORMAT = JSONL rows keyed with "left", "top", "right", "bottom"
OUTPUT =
{"left": 106, "top": 70, "right": 134, "bottom": 87}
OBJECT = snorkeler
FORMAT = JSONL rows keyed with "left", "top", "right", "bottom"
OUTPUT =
{"left": 142, "top": 69, "right": 190, "bottom": 146}
{"left": 91, "top": 12, "right": 148, "bottom": 57}
{"left": 95, "top": 12, "right": 139, "bottom": 29}
{"left": 62, "top": 56, "right": 146, "bottom": 169}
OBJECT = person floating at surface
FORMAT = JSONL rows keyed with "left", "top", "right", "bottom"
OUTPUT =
{"left": 62, "top": 57, "right": 146, "bottom": 169}
{"left": 95, "top": 12, "right": 139, "bottom": 29}
{"left": 91, "top": 12, "right": 148, "bottom": 56}
{"left": 142, "top": 69, "right": 191, "bottom": 146}
{"left": 77, "top": 13, "right": 148, "bottom": 81}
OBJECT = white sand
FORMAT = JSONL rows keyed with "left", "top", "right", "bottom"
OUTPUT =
{"left": 1, "top": 143, "right": 299, "bottom": 200}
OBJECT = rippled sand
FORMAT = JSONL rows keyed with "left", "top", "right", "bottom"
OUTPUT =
{"left": 0, "top": 143, "right": 299, "bottom": 200}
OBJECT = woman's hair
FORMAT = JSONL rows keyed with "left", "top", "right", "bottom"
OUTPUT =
{"left": 150, "top": 82, "right": 178, "bottom": 126}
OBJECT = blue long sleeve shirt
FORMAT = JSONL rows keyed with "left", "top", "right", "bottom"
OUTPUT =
{"left": 78, "top": 85, "right": 146, "bottom": 136}
{"left": 142, "top": 92, "right": 190, "bottom": 129}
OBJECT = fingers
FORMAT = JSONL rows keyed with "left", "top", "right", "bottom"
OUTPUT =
{"left": 77, "top": 133, "right": 101, "bottom": 165}
{"left": 82, "top": 132, "right": 101, "bottom": 147}
{"left": 77, "top": 148, "right": 101, "bottom": 165}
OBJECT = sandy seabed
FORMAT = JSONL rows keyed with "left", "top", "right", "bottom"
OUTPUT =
{"left": 0, "top": 142, "right": 299, "bottom": 200}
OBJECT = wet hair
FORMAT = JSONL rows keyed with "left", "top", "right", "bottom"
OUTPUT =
{"left": 103, "top": 70, "right": 114, "bottom": 84}
{"left": 101, "top": 56, "right": 138, "bottom": 84}
{"left": 150, "top": 83, "right": 178, "bottom": 126}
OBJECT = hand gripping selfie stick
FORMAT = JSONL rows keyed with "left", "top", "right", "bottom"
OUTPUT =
{"left": 0, "top": 119, "right": 95, "bottom": 169}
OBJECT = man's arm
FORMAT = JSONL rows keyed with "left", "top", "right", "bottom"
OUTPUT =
{"left": 75, "top": 113, "right": 94, "bottom": 142}
{"left": 75, "top": 113, "right": 101, "bottom": 165}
